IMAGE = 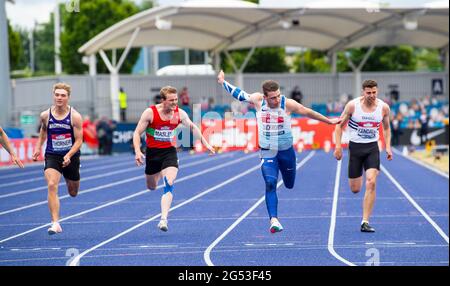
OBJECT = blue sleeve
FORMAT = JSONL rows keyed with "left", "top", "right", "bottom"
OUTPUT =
{"left": 222, "top": 80, "right": 251, "bottom": 102}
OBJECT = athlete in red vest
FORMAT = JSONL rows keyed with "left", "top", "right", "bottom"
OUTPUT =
{"left": 133, "top": 86, "right": 215, "bottom": 232}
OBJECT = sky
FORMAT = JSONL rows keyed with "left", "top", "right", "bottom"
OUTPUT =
{"left": 5, "top": 0, "right": 441, "bottom": 29}
{"left": 5, "top": 0, "right": 144, "bottom": 29}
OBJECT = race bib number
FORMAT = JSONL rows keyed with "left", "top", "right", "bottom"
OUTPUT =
{"left": 261, "top": 112, "right": 284, "bottom": 138}
{"left": 51, "top": 133, "right": 73, "bottom": 151}
{"left": 357, "top": 128, "right": 377, "bottom": 139}
{"left": 153, "top": 128, "right": 175, "bottom": 142}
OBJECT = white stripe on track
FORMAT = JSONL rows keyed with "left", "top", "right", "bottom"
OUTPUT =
{"left": 327, "top": 160, "right": 356, "bottom": 266}
{"left": 0, "top": 154, "right": 257, "bottom": 244}
{"left": 0, "top": 152, "right": 213, "bottom": 189}
{"left": 204, "top": 151, "right": 316, "bottom": 266}
{"left": 392, "top": 147, "right": 449, "bottom": 179}
{"left": 0, "top": 154, "right": 138, "bottom": 180}
{"left": 381, "top": 164, "right": 449, "bottom": 244}
{"left": 0, "top": 153, "right": 233, "bottom": 200}
{"left": 0, "top": 161, "right": 135, "bottom": 188}
{"left": 69, "top": 161, "right": 263, "bottom": 266}
{"left": 0, "top": 164, "right": 135, "bottom": 189}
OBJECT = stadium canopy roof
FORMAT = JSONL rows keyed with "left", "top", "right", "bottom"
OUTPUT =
{"left": 78, "top": 0, "right": 449, "bottom": 56}
{"left": 76, "top": 0, "right": 449, "bottom": 122}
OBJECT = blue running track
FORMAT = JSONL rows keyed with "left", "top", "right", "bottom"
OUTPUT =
{"left": 0, "top": 149, "right": 447, "bottom": 266}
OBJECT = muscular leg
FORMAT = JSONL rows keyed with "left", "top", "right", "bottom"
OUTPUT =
{"left": 278, "top": 147, "right": 296, "bottom": 189}
{"left": 45, "top": 169, "right": 62, "bottom": 222}
{"left": 160, "top": 166, "right": 178, "bottom": 221}
{"left": 362, "top": 168, "right": 379, "bottom": 222}
{"left": 349, "top": 176, "right": 363, "bottom": 194}
{"left": 145, "top": 172, "right": 163, "bottom": 191}
{"left": 65, "top": 179, "right": 80, "bottom": 197}
{"left": 348, "top": 147, "right": 364, "bottom": 194}
{"left": 261, "top": 158, "right": 279, "bottom": 222}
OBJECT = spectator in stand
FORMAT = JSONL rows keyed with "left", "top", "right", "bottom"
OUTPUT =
{"left": 153, "top": 94, "right": 163, "bottom": 105}
{"left": 418, "top": 109, "right": 430, "bottom": 145}
{"left": 119, "top": 87, "right": 128, "bottom": 122}
{"left": 290, "top": 86, "right": 303, "bottom": 104}
{"left": 326, "top": 100, "right": 334, "bottom": 114}
{"left": 390, "top": 113, "right": 403, "bottom": 146}
{"left": 179, "top": 87, "right": 190, "bottom": 107}
{"left": 105, "top": 119, "right": 116, "bottom": 155}
{"left": 200, "top": 96, "right": 209, "bottom": 111}
{"left": 409, "top": 99, "right": 420, "bottom": 117}
{"left": 96, "top": 117, "right": 111, "bottom": 155}
{"left": 82, "top": 116, "right": 98, "bottom": 151}
{"left": 208, "top": 97, "right": 215, "bottom": 111}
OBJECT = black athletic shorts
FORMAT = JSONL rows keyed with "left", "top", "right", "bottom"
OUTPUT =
{"left": 348, "top": 141, "right": 380, "bottom": 179}
{"left": 44, "top": 153, "right": 80, "bottom": 181}
{"left": 145, "top": 147, "right": 179, "bottom": 175}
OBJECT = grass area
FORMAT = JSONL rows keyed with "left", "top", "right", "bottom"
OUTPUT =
{"left": 410, "top": 148, "right": 449, "bottom": 174}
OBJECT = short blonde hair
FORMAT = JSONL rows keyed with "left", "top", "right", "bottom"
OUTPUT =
{"left": 160, "top": 86, "right": 177, "bottom": 100}
{"left": 53, "top": 82, "right": 71, "bottom": 96}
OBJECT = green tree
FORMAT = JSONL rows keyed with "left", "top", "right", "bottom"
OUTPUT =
{"left": 293, "top": 50, "right": 330, "bottom": 73}
{"left": 33, "top": 17, "right": 56, "bottom": 73}
{"left": 17, "top": 28, "right": 30, "bottom": 71}
{"left": 221, "top": 47, "right": 289, "bottom": 73}
{"left": 336, "top": 46, "right": 417, "bottom": 72}
{"left": 8, "top": 21, "right": 24, "bottom": 71}
{"left": 139, "top": 0, "right": 154, "bottom": 10}
{"left": 415, "top": 48, "right": 444, "bottom": 72}
{"left": 60, "top": 0, "right": 141, "bottom": 74}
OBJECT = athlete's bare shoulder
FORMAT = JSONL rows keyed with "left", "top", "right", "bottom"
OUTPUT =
{"left": 37, "top": 109, "right": 50, "bottom": 130}
{"left": 70, "top": 107, "right": 82, "bottom": 119}
{"left": 70, "top": 108, "right": 83, "bottom": 126}
{"left": 40, "top": 109, "right": 49, "bottom": 118}
{"left": 379, "top": 99, "right": 390, "bottom": 116}
{"left": 252, "top": 92, "right": 264, "bottom": 102}
{"left": 40, "top": 109, "right": 50, "bottom": 122}
{"left": 251, "top": 92, "right": 264, "bottom": 109}
{"left": 141, "top": 107, "right": 154, "bottom": 123}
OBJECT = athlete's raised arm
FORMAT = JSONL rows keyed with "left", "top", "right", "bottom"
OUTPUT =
{"left": 217, "top": 70, "right": 262, "bottom": 105}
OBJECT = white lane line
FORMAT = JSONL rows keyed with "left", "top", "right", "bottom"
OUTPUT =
{"left": 0, "top": 152, "right": 223, "bottom": 197}
{"left": 0, "top": 152, "right": 233, "bottom": 200}
{"left": 69, "top": 161, "right": 263, "bottom": 266}
{"left": 392, "top": 147, "right": 449, "bottom": 179}
{"left": 204, "top": 151, "right": 316, "bottom": 266}
{"left": 1, "top": 165, "right": 135, "bottom": 190}
{"left": 381, "top": 164, "right": 449, "bottom": 244}
{"left": 327, "top": 160, "right": 356, "bottom": 266}
{"left": 0, "top": 161, "right": 137, "bottom": 188}
{"left": 0, "top": 154, "right": 257, "bottom": 244}
{"left": 0, "top": 154, "right": 140, "bottom": 181}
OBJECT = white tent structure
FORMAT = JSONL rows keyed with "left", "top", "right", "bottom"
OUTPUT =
{"left": 78, "top": 0, "right": 449, "bottom": 121}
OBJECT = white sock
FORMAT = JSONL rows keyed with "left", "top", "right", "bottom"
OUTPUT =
{"left": 361, "top": 220, "right": 369, "bottom": 225}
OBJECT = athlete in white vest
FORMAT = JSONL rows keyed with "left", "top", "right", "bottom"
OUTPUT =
{"left": 334, "top": 79, "right": 393, "bottom": 232}
{"left": 218, "top": 70, "right": 341, "bottom": 233}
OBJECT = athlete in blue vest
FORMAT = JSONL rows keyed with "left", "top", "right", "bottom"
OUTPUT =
{"left": 218, "top": 71, "right": 341, "bottom": 233}
{"left": 33, "top": 83, "right": 83, "bottom": 235}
